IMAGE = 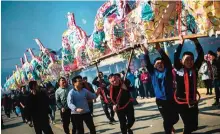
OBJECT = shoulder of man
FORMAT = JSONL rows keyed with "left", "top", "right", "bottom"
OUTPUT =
{"left": 55, "top": 87, "right": 62, "bottom": 93}
{"left": 68, "top": 89, "right": 77, "bottom": 97}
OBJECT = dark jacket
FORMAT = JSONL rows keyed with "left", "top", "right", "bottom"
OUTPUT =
{"left": 83, "top": 82, "right": 95, "bottom": 103}
{"left": 145, "top": 48, "right": 174, "bottom": 100}
{"left": 3, "top": 95, "right": 12, "bottom": 109}
{"left": 92, "top": 77, "right": 110, "bottom": 102}
{"left": 109, "top": 81, "right": 132, "bottom": 110}
{"left": 47, "top": 88, "right": 56, "bottom": 106}
{"left": 26, "top": 90, "right": 51, "bottom": 121}
{"left": 92, "top": 77, "right": 109, "bottom": 88}
{"left": 83, "top": 82, "right": 95, "bottom": 93}
{"left": 19, "top": 91, "right": 29, "bottom": 107}
{"left": 211, "top": 57, "right": 220, "bottom": 80}
{"left": 174, "top": 40, "right": 204, "bottom": 100}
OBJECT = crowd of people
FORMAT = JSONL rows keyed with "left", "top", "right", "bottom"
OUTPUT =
{"left": 1, "top": 37, "right": 220, "bottom": 134}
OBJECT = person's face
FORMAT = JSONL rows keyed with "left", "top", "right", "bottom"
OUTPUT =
{"left": 98, "top": 73, "right": 103, "bottom": 78}
{"left": 217, "top": 51, "right": 220, "bottom": 57}
{"left": 154, "top": 60, "right": 165, "bottom": 72}
{"left": 120, "top": 73, "right": 124, "bottom": 78}
{"left": 21, "top": 87, "right": 26, "bottom": 93}
{"left": 182, "top": 55, "right": 194, "bottom": 69}
{"left": 208, "top": 54, "right": 215, "bottom": 61}
{"left": 73, "top": 78, "right": 83, "bottom": 89}
{"left": 109, "top": 76, "right": 120, "bottom": 86}
{"left": 83, "top": 78, "right": 87, "bottom": 82}
{"left": 32, "top": 83, "right": 38, "bottom": 91}
{"left": 59, "top": 78, "right": 67, "bottom": 88}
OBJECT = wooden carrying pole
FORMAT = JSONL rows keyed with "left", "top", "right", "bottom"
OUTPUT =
{"left": 95, "top": 62, "right": 100, "bottom": 74}
{"left": 123, "top": 48, "right": 134, "bottom": 82}
{"left": 91, "top": 33, "right": 219, "bottom": 63}
{"left": 147, "top": 33, "right": 208, "bottom": 43}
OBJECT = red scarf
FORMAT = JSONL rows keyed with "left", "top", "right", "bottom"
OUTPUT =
{"left": 109, "top": 83, "right": 133, "bottom": 110}
{"left": 97, "top": 87, "right": 109, "bottom": 104}
{"left": 174, "top": 68, "right": 201, "bottom": 107}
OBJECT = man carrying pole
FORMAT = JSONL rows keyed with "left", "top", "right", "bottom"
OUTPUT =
{"left": 108, "top": 73, "right": 135, "bottom": 134}
{"left": 107, "top": 49, "right": 135, "bottom": 134}
{"left": 174, "top": 36, "right": 204, "bottom": 134}
{"left": 92, "top": 71, "right": 116, "bottom": 124}
{"left": 141, "top": 42, "right": 179, "bottom": 134}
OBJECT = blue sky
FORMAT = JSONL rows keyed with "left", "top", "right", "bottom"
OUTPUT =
{"left": 1, "top": 1, "right": 104, "bottom": 85}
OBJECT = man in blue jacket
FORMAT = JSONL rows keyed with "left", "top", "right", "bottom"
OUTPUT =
{"left": 67, "top": 75, "right": 97, "bottom": 134}
{"left": 141, "top": 43, "right": 179, "bottom": 134}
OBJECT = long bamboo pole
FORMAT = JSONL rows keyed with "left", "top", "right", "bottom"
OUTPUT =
{"left": 95, "top": 62, "right": 100, "bottom": 73}
{"left": 123, "top": 48, "right": 134, "bottom": 81}
{"left": 91, "top": 33, "right": 218, "bottom": 63}
{"left": 147, "top": 33, "right": 208, "bottom": 43}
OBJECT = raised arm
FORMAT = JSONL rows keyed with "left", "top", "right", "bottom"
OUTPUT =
{"left": 192, "top": 38, "right": 204, "bottom": 70}
{"left": 141, "top": 44, "right": 154, "bottom": 74}
{"left": 174, "top": 44, "right": 183, "bottom": 70}
{"left": 92, "top": 77, "right": 99, "bottom": 87}
{"left": 174, "top": 36, "right": 184, "bottom": 70}
{"left": 156, "top": 43, "right": 172, "bottom": 70}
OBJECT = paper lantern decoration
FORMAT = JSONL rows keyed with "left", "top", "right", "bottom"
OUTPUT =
{"left": 61, "top": 12, "right": 88, "bottom": 72}
{"left": 13, "top": 65, "right": 22, "bottom": 88}
{"left": 183, "top": 1, "right": 220, "bottom": 35}
{"left": 34, "top": 38, "right": 62, "bottom": 80}
{"left": 104, "top": 0, "right": 133, "bottom": 52}
{"left": 28, "top": 48, "right": 42, "bottom": 81}
{"left": 34, "top": 39, "right": 54, "bottom": 71}
{"left": 22, "top": 53, "right": 38, "bottom": 81}
{"left": 5, "top": 73, "right": 18, "bottom": 90}
{"left": 86, "top": 30, "right": 112, "bottom": 60}
{"left": 19, "top": 58, "right": 28, "bottom": 85}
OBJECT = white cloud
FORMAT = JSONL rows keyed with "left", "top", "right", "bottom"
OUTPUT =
{"left": 82, "top": 19, "right": 87, "bottom": 24}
